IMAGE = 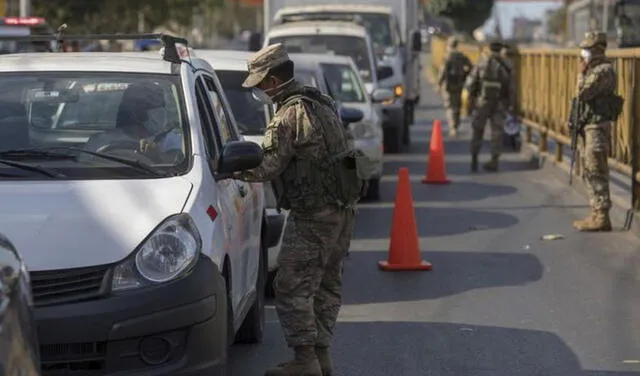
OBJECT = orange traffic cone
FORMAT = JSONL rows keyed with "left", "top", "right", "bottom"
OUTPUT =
{"left": 379, "top": 167, "right": 433, "bottom": 271}
{"left": 421, "top": 120, "right": 451, "bottom": 184}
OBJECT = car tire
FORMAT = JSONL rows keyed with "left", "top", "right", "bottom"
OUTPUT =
{"left": 365, "top": 177, "right": 380, "bottom": 200}
{"left": 235, "top": 240, "right": 266, "bottom": 344}
{"left": 265, "top": 269, "right": 276, "bottom": 297}
{"left": 224, "top": 269, "right": 235, "bottom": 348}
{"left": 383, "top": 127, "right": 403, "bottom": 154}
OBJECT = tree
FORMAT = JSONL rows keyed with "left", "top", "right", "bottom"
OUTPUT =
{"left": 546, "top": 5, "right": 567, "bottom": 38}
{"left": 427, "top": 0, "right": 495, "bottom": 35}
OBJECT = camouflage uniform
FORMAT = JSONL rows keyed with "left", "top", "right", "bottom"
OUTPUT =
{"left": 465, "top": 38, "right": 514, "bottom": 172}
{"left": 238, "top": 43, "right": 356, "bottom": 376}
{"left": 573, "top": 32, "right": 618, "bottom": 232}
{"left": 438, "top": 36, "right": 472, "bottom": 137}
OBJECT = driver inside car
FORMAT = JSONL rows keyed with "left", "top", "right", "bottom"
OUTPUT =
{"left": 83, "top": 82, "right": 183, "bottom": 161}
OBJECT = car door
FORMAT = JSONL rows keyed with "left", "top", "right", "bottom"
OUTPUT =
{"left": 193, "top": 73, "right": 246, "bottom": 316}
{"left": 201, "top": 73, "right": 261, "bottom": 305}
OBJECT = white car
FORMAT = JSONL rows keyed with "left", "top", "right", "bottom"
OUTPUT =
{"left": 194, "top": 49, "right": 285, "bottom": 294}
{"left": 0, "top": 35, "right": 276, "bottom": 375}
{"left": 290, "top": 52, "right": 393, "bottom": 199}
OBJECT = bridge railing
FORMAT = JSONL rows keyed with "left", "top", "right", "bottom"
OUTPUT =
{"left": 429, "top": 34, "right": 640, "bottom": 213}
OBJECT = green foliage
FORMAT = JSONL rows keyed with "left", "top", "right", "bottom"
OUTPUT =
{"left": 33, "top": 0, "right": 225, "bottom": 33}
{"left": 427, "top": 0, "right": 495, "bottom": 35}
{"left": 546, "top": 5, "right": 567, "bottom": 36}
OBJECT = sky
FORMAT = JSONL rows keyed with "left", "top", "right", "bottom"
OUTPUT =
{"left": 482, "top": 1, "right": 563, "bottom": 38}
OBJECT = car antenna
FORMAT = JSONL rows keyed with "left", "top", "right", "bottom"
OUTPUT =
{"left": 54, "top": 23, "right": 68, "bottom": 52}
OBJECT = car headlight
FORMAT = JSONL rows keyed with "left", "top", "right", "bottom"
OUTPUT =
{"left": 350, "top": 121, "right": 376, "bottom": 139}
{"left": 112, "top": 214, "right": 201, "bottom": 291}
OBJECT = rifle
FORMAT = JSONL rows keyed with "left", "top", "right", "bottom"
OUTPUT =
{"left": 568, "top": 97, "right": 583, "bottom": 185}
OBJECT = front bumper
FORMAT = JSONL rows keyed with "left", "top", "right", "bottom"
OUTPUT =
{"left": 35, "top": 256, "right": 227, "bottom": 376}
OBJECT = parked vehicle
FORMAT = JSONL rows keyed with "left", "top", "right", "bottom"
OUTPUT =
{"left": 262, "top": 0, "right": 423, "bottom": 153}
{"left": 0, "top": 34, "right": 277, "bottom": 375}
{"left": 289, "top": 52, "right": 393, "bottom": 199}
{"left": 194, "top": 48, "right": 286, "bottom": 294}
{"left": 0, "top": 233, "right": 41, "bottom": 376}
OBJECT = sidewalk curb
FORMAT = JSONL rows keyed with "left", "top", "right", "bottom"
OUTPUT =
{"left": 522, "top": 143, "right": 639, "bottom": 238}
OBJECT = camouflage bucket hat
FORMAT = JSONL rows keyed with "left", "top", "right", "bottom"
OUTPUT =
{"left": 447, "top": 36, "right": 458, "bottom": 48}
{"left": 579, "top": 31, "right": 607, "bottom": 49}
{"left": 242, "top": 43, "right": 291, "bottom": 88}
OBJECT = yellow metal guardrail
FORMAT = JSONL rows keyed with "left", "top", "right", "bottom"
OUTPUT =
{"left": 429, "top": 34, "right": 640, "bottom": 214}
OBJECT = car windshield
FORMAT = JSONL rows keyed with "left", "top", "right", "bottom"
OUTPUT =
{"left": 320, "top": 63, "right": 366, "bottom": 103}
{"left": 271, "top": 35, "right": 373, "bottom": 83}
{"left": 295, "top": 70, "right": 318, "bottom": 87}
{"left": 0, "top": 72, "right": 189, "bottom": 179}
{"left": 216, "top": 70, "right": 269, "bottom": 136}
{"left": 352, "top": 13, "right": 394, "bottom": 50}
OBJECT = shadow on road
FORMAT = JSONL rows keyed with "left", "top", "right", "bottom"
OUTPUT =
{"left": 351, "top": 207, "right": 518, "bottom": 239}
{"left": 341, "top": 250, "right": 542, "bottom": 304}
{"left": 369, "top": 180, "right": 518, "bottom": 204}
{"left": 229, "top": 321, "right": 640, "bottom": 376}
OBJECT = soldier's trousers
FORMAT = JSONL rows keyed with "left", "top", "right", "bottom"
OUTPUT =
{"left": 470, "top": 101, "right": 506, "bottom": 157}
{"left": 443, "top": 89, "right": 462, "bottom": 131}
{"left": 578, "top": 123, "right": 612, "bottom": 212}
{"left": 274, "top": 205, "right": 356, "bottom": 348}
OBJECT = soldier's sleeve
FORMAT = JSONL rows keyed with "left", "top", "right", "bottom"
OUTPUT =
{"left": 465, "top": 61, "right": 481, "bottom": 96}
{"left": 438, "top": 59, "right": 448, "bottom": 86}
{"left": 578, "top": 65, "right": 616, "bottom": 102}
{"left": 236, "top": 106, "right": 297, "bottom": 182}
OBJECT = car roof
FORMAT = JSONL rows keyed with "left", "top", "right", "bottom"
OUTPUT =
{"left": 267, "top": 21, "right": 368, "bottom": 38}
{"left": 0, "top": 52, "right": 214, "bottom": 74}
{"left": 275, "top": 5, "right": 392, "bottom": 17}
{"left": 194, "top": 49, "right": 250, "bottom": 72}
{"left": 290, "top": 52, "right": 354, "bottom": 66}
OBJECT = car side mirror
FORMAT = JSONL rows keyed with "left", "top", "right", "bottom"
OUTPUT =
{"left": 249, "top": 32, "right": 262, "bottom": 52}
{"left": 370, "top": 88, "right": 395, "bottom": 103}
{"left": 339, "top": 106, "right": 364, "bottom": 126}
{"left": 216, "top": 140, "right": 264, "bottom": 179}
{"left": 376, "top": 66, "right": 394, "bottom": 81}
{"left": 411, "top": 30, "right": 422, "bottom": 52}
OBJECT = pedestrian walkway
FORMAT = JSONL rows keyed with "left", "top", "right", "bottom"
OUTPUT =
{"left": 229, "top": 81, "right": 640, "bottom": 376}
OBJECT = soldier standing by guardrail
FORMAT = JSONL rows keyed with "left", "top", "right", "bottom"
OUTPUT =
{"left": 570, "top": 31, "right": 624, "bottom": 232}
{"left": 437, "top": 36, "right": 472, "bottom": 137}
{"left": 465, "top": 37, "right": 514, "bottom": 172}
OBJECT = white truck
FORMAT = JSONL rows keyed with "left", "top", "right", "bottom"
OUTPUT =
{"left": 258, "top": 0, "right": 423, "bottom": 154}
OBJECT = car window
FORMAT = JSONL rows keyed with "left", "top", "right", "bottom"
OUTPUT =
{"left": 0, "top": 72, "right": 189, "bottom": 179}
{"left": 195, "top": 77, "right": 218, "bottom": 161}
{"left": 202, "top": 75, "right": 238, "bottom": 143}
{"left": 320, "top": 63, "right": 366, "bottom": 103}
{"left": 216, "top": 69, "right": 269, "bottom": 136}
{"left": 272, "top": 35, "right": 374, "bottom": 83}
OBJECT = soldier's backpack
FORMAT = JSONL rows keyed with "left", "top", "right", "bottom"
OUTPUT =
{"left": 445, "top": 53, "right": 469, "bottom": 87}
{"left": 280, "top": 86, "right": 373, "bottom": 207}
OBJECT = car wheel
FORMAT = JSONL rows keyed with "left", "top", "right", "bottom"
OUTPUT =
{"left": 235, "top": 240, "right": 266, "bottom": 344}
{"left": 265, "top": 269, "right": 276, "bottom": 297}
{"left": 365, "top": 177, "right": 380, "bottom": 200}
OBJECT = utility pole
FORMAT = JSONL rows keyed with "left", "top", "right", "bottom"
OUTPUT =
{"left": 19, "top": 0, "right": 29, "bottom": 17}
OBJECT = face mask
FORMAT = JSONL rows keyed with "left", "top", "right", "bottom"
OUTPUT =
{"left": 580, "top": 49, "right": 591, "bottom": 61}
{"left": 251, "top": 88, "right": 273, "bottom": 105}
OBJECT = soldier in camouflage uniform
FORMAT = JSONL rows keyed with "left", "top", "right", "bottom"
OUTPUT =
{"left": 236, "top": 43, "right": 357, "bottom": 376}
{"left": 572, "top": 32, "right": 620, "bottom": 232}
{"left": 465, "top": 38, "right": 514, "bottom": 172}
{"left": 438, "top": 36, "right": 472, "bottom": 137}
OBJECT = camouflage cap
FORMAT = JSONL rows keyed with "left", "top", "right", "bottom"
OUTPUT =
{"left": 447, "top": 36, "right": 458, "bottom": 48}
{"left": 487, "top": 36, "right": 504, "bottom": 49}
{"left": 242, "top": 43, "right": 291, "bottom": 88}
{"left": 579, "top": 31, "right": 607, "bottom": 49}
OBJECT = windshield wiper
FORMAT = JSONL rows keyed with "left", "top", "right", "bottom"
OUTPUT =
{"left": 0, "top": 147, "right": 169, "bottom": 177}
{"left": 0, "top": 158, "right": 65, "bottom": 178}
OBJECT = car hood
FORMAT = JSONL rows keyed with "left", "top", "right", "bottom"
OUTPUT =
{"left": 0, "top": 178, "right": 193, "bottom": 271}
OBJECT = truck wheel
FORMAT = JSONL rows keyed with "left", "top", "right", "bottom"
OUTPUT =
{"left": 383, "top": 127, "right": 403, "bottom": 154}
{"left": 235, "top": 240, "right": 266, "bottom": 344}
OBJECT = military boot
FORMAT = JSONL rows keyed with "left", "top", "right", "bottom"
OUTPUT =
{"left": 482, "top": 156, "right": 499, "bottom": 172}
{"left": 265, "top": 346, "right": 322, "bottom": 376}
{"left": 471, "top": 154, "right": 479, "bottom": 172}
{"left": 315, "top": 347, "right": 333, "bottom": 376}
{"left": 573, "top": 210, "right": 612, "bottom": 232}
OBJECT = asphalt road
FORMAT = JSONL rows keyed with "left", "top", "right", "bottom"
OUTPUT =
{"left": 229, "top": 64, "right": 640, "bottom": 376}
